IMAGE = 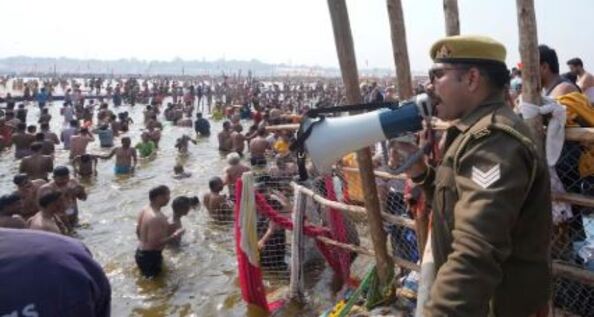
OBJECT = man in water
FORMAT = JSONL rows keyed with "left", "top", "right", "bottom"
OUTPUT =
{"left": 136, "top": 132, "right": 157, "bottom": 158}
{"left": 12, "top": 122, "right": 35, "bottom": 159}
{"left": 218, "top": 121, "right": 233, "bottom": 152}
{"left": 73, "top": 154, "right": 98, "bottom": 177}
{"left": 38, "top": 166, "right": 87, "bottom": 229}
{"left": 94, "top": 124, "right": 114, "bottom": 148}
{"left": 27, "top": 190, "right": 68, "bottom": 235}
{"left": 135, "top": 185, "right": 184, "bottom": 278}
{"left": 249, "top": 127, "right": 270, "bottom": 167}
{"left": 13, "top": 174, "right": 46, "bottom": 219}
{"left": 69, "top": 127, "right": 95, "bottom": 160}
{"left": 194, "top": 112, "right": 210, "bottom": 136}
{"left": 223, "top": 153, "right": 250, "bottom": 197}
{"left": 40, "top": 122, "right": 60, "bottom": 145}
{"left": 61, "top": 119, "right": 79, "bottom": 150}
{"left": 0, "top": 228, "right": 111, "bottom": 316}
{"left": 19, "top": 142, "right": 54, "bottom": 181}
{"left": 168, "top": 196, "right": 199, "bottom": 246}
{"left": 567, "top": 57, "right": 594, "bottom": 103}
{"left": 175, "top": 134, "right": 196, "bottom": 154}
{"left": 231, "top": 124, "right": 246, "bottom": 156}
{"left": 100, "top": 136, "right": 137, "bottom": 175}
{"left": 0, "top": 194, "right": 26, "bottom": 229}
{"left": 203, "top": 176, "right": 233, "bottom": 222}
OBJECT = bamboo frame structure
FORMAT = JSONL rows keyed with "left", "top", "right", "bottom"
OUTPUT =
{"left": 327, "top": 0, "right": 394, "bottom": 285}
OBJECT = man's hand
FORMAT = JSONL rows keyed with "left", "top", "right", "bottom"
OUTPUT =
{"left": 392, "top": 140, "right": 428, "bottom": 178}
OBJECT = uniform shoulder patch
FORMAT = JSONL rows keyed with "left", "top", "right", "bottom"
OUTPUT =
{"left": 471, "top": 128, "right": 491, "bottom": 139}
{"left": 471, "top": 164, "right": 500, "bottom": 189}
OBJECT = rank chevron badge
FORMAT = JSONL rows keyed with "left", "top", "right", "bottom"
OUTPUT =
{"left": 471, "top": 164, "right": 500, "bottom": 189}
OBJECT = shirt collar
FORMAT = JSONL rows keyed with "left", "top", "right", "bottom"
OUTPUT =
{"left": 451, "top": 95, "right": 505, "bottom": 133}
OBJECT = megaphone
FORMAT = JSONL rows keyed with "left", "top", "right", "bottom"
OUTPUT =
{"left": 300, "top": 94, "right": 432, "bottom": 173}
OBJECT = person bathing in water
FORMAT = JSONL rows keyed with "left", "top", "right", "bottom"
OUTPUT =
{"left": 135, "top": 185, "right": 184, "bottom": 278}
{"left": 99, "top": 137, "right": 137, "bottom": 175}
{"left": 168, "top": 195, "right": 200, "bottom": 247}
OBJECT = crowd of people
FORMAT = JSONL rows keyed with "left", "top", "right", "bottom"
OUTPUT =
{"left": 2, "top": 38, "right": 594, "bottom": 316}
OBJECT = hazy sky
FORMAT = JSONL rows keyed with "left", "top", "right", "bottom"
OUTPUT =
{"left": 1, "top": 0, "right": 592, "bottom": 73}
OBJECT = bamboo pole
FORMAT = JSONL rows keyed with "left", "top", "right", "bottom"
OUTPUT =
{"left": 289, "top": 190, "right": 306, "bottom": 302}
{"left": 387, "top": 0, "right": 430, "bottom": 258}
{"left": 386, "top": 0, "right": 413, "bottom": 101}
{"left": 293, "top": 182, "right": 417, "bottom": 229}
{"left": 516, "top": 0, "right": 544, "bottom": 153}
{"left": 443, "top": 0, "right": 460, "bottom": 36}
{"left": 327, "top": 0, "right": 394, "bottom": 285}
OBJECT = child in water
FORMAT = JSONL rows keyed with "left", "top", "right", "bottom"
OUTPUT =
{"left": 168, "top": 195, "right": 200, "bottom": 246}
{"left": 175, "top": 134, "right": 196, "bottom": 154}
{"left": 203, "top": 176, "right": 233, "bottom": 222}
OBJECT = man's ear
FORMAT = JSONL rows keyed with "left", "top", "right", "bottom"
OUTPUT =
{"left": 467, "top": 67, "right": 481, "bottom": 92}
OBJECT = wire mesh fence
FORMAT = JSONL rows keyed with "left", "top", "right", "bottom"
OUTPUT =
{"left": 552, "top": 140, "right": 594, "bottom": 317}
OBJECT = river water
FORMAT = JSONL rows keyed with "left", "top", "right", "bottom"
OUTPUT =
{"left": 0, "top": 93, "right": 351, "bottom": 317}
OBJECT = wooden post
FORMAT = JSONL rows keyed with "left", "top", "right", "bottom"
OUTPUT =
{"left": 386, "top": 0, "right": 413, "bottom": 100}
{"left": 516, "top": 0, "right": 544, "bottom": 152}
{"left": 386, "top": 0, "right": 428, "bottom": 258}
{"left": 443, "top": 0, "right": 461, "bottom": 36}
{"left": 289, "top": 190, "right": 306, "bottom": 302}
{"left": 327, "top": 0, "right": 394, "bottom": 285}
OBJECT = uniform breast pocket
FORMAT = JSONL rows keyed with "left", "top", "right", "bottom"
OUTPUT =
{"left": 435, "top": 166, "right": 457, "bottom": 236}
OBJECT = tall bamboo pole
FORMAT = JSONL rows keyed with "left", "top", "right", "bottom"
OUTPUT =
{"left": 386, "top": 0, "right": 413, "bottom": 101}
{"left": 386, "top": 0, "right": 428, "bottom": 258}
{"left": 327, "top": 0, "right": 394, "bottom": 285}
{"left": 516, "top": 0, "right": 544, "bottom": 152}
{"left": 443, "top": 0, "right": 460, "bottom": 36}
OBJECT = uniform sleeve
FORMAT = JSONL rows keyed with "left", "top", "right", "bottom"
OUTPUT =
{"left": 426, "top": 132, "right": 532, "bottom": 316}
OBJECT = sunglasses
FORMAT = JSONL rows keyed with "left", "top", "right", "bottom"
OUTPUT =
{"left": 428, "top": 67, "right": 470, "bottom": 82}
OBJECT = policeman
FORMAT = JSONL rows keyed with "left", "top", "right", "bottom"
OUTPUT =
{"left": 406, "top": 35, "right": 552, "bottom": 316}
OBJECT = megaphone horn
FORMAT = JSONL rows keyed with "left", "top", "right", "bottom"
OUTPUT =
{"left": 300, "top": 94, "right": 432, "bottom": 173}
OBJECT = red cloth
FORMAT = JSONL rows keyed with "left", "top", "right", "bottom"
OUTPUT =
{"left": 234, "top": 180, "right": 269, "bottom": 312}
{"left": 324, "top": 176, "right": 351, "bottom": 283}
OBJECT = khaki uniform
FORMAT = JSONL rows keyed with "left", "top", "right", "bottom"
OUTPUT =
{"left": 415, "top": 98, "right": 552, "bottom": 316}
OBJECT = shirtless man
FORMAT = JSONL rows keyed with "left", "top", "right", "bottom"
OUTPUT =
{"left": 168, "top": 196, "right": 199, "bottom": 246}
{"left": 135, "top": 185, "right": 183, "bottom": 278}
{"left": 27, "top": 190, "right": 68, "bottom": 235}
{"left": 13, "top": 174, "right": 47, "bottom": 219}
{"left": 203, "top": 176, "right": 233, "bottom": 222}
{"left": 40, "top": 122, "right": 60, "bottom": 145}
{"left": 567, "top": 57, "right": 594, "bottom": 104}
{"left": 175, "top": 134, "right": 196, "bottom": 154}
{"left": 73, "top": 154, "right": 98, "bottom": 177}
{"left": 100, "top": 137, "right": 137, "bottom": 174}
{"left": 223, "top": 153, "right": 250, "bottom": 196}
{"left": 69, "top": 127, "right": 95, "bottom": 160}
{"left": 19, "top": 142, "right": 54, "bottom": 180}
{"left": 231, "top": 124, "right": 246, "bottom": 156}
{"left": 38, "top": 166, "right": 87, "bottom": 229}
{"left": 0, "top": 118, "right": 13, "bottom": 149}
{"left": 147, "top": 125, "right": 161, "bottom": 147}
{"left": 12, "top": 122, "right": 35, "bottom": 159}
{"left": 268, "top": 156, "right": 298, "bottom": 179}
{"left": 0, "top": 194, "right": 26, "bottom": 229}
{"left": 249, "top": 127, "right": 271, "bottom": 167}
{"left": 176, "top": 113, "right": 193, "bottom": 127}
{"left": 35, "top": 132, "right": 55, "bottom": 156}
{"left": 539, "top": 45, "right": 580, "bottom": 100}
{"left": 218, "top": 121, "right": 233, "bottom": 152}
